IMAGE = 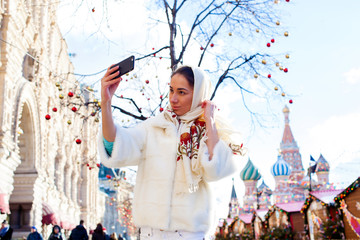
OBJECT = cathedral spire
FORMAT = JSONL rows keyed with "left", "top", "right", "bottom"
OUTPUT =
{"left": 281, "top": 105, "right": 298, "bottom": 149}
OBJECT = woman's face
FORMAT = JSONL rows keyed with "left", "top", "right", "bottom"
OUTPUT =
{"left": 169, "top": 73, "right": 193, "bottom": 116}
{"left": 54, "top": 227, "right": 59, "bottom": 234}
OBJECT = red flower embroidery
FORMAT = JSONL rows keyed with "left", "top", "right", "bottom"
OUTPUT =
{"left": 180, "top": 132, "right": 191, "bottom": 145}
{"left": 194, "top": 118, "right": 206, "bottom": 127}
{"left": 190, "top": 125, "right": 197, "bottom": 135}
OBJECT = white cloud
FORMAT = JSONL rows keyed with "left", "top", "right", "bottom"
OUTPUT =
{"left": 343, "top": 67, "right": 360, "bottom": 84}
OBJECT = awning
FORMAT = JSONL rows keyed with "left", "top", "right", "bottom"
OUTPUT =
{"left": 0, "top": 193, "right": 10, "bottom": 214}
{"left": 42, "top": 202, "right": 59, "bottom": 225}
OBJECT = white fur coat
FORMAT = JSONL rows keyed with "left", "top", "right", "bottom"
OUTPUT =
{"left": 98, "top": 112, "right": 239, "bottom": 233}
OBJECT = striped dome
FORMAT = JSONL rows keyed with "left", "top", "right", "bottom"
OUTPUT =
{"left": 240, "top": 158, "right": 261, "bottom": 181}
{"left": 271, "top": 154, "right": 291, "bottom": 176}
{"left": 315, "top": 154, "right": 330, "bottom": 172}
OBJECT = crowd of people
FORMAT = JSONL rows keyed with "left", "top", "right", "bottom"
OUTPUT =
{"left": 0, "top": 220, "right": 126, "bottom": 240}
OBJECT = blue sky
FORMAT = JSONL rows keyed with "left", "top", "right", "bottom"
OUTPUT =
{"left": 57, "top": 0, "right": 360, "bottom": 205}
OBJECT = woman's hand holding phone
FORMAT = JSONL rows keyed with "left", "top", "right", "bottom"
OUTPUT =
{"left": 101, "top": 65, "right": 121, "bottom": 105}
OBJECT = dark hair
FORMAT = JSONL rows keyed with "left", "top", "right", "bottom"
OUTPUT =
{"left": 80, "top": 220, "right": 84, "bottom": 225}
{"left": 171, "top": 66, "right": 194, "bottom": 88}
{"left": 94, "top": 223, "right": 104, "bottom": 234}
{"left": 52, "top": 225, "right": 61, "bottom": 233}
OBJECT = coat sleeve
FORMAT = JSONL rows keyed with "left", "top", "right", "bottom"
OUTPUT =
{"left": 200, "top": 139, "right": 240, "bottom": 182}
{"left": 98, "top": 122, "right": 147, "bottom": 168}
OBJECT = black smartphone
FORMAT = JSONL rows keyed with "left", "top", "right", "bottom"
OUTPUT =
{"left": 110, "top": 55, "right": 135, "bottom": 79}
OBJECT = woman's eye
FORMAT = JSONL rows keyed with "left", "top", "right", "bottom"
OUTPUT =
{"left": 180, "top": 91, "right": 185, "bottom": 95}
{"left": 169, "top": 89, "right": 174, "bottom": 93}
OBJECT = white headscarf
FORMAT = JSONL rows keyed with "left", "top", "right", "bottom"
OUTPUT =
{"left": 164, "top": 65, "right": 245, "bottom": 194}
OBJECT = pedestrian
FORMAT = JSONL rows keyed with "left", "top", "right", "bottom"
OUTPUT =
{"left": 102, "top": 227, "right": 110, "bottom": 240}
{"left": 0, "top": 220, "right": 13, "bottom": 240}
{"left": 69, "top": 220, "right": 88, "bottom": 240}
{"left": 48, "top": 225, "right": 63, "bottom": 240}
{"left": 117, "top": 234, "right": 123, "bottom": 240}
{"left": 27, "top": 226, "right": 43, "bottom": 240}
{"left": 109, "top": 233, "right": 117, "bottom": 240}
{"left": 91, "top": 224, "right": 106, "bottom": 240}
{"left": 99, "top": 65, "right": 245, "bottom": 239}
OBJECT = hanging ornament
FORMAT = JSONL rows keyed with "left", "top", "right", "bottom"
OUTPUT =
{"left": 279, "top": 66, "right": 284, "bottom": 71}
{"left": 75, "top": 138, "right": 82, "bottom": 144}
{"left": 145, "top": 80, "right": 149, "bottom": 84}
{"left": 271, "top": 39, "right": 275, "bottom": 43}
{"left": 95, "top": 118, "right": 99, "bottom": 123}
{"left": 200, "top": 46, "right": 204, "bottom": 50}
{"left": 52, "top": 107, "right": 57, "bottom": 112}
{"left": 254, "top": 74, "right": 259, "bottom": 78}
{"left": 72, "top": 106, "right": 77, "bottom": 112}
{"left": 67, "top": 120, "right": 72, "bottom": 125}
{"left": 285, "top": 0, "right": 290, "bottom": 2}
{"left": 267, "top": 43, "right": 271, "bottom": 47}
{"left": 91, "top": 111, "right": 96, "bottom": 116}
{"left": 268, "top": 74, "right": 271, "bottom": 78}
{"left": 45, "top": 114, "right": 51, "bottom": 120}
{"left": 55, "top": 82, "right": 60, "bottom": 87}
{"left": 276, "top": 20, "right": 280, "bottom": 26}
{"left": 262, "top": 59, "right": 267, "bottom": 64}
{"left": 160, "top": 95, "right": 163, "bottom": 99}
{"left": 228, "top": 32, "right": 232, "bottom": 36}
{"left": 68, "top": 91, "right": 74, "bottom": 97}
{"left": 92, "top": 7, "right": 95, "bottom": 12}
{"left": 285, "top": 54, "right": 290, "bottom": 59}
{"left": 89, "top": 167, "right": 92, "bottom": 170}
{"left": 284, "top": 68, "right": 288, "bottom": 73}
{"left": 284, "top": 31, "right": 289, "bottom": 37}
{"left": 274, "top": 0, "right": 279, "bottom": 3}
{"left": 289, "top": 99, "right": 293, "bottom": 104}
{"left": 275, "top": 62, "right": 280, "bottom": 67}
{"left": 76, "top": 94, "right": 81, "bottom": 98}
{"left": 58, "top": 86, "right": 63, "bottom": 91}
{"left": 106, "top": 175, "right": 112, "bottom": 179}
{"left": 210, "top": 43, "right": 214, "bottom": 47}
{"left": 96, "top": 163, "right": 101, "bottom": 168}
{"left": 159, "top": 107, "right": 164, "bottom": 112}
{"left": 256, "top": 29, "right": 260, "bottom": 33}
{"left": 59, "top": 94, "right": 64, "bottom": 99}
{"left": 282, "top": 92, "right": 285, "bottom": 97}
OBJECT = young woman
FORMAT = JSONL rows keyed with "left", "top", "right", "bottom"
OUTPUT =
{"left": 99, "top": 65, "right": 244, "bottom": 240}
{"left": 48, "top": 225, "right": 63, "bottom": 240}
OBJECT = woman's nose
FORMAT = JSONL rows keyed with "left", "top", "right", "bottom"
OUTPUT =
{"left": 170, "top": 94, "right": 178, "bottom": 103}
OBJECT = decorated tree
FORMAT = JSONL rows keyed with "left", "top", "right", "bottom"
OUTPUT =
{"left": 59, "top": 0, "right": 294, "bottom": 124}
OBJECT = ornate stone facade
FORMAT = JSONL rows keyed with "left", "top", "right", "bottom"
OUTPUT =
{"left": 0, "top": 0, "right": 104, "bottom": 238}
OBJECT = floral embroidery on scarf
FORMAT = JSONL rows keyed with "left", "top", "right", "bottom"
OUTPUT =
{"left": 177, "top": 117, "right": 206, "bottom": 162}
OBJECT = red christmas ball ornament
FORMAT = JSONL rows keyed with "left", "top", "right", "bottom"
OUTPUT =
{"left": 159, "top": 107, "right": 164, "bottom": 112}
{"left": 86, "top": 163, "right": 90, "bottom": 167}
{"left": 106, "top": 175, "right": 112, "bottom": 179}
{"left": 210, "top": 43, "right": 214, "bottom": 47}
{"left": 75, "top": 138, "right": 82, "bottom": 144}
{"left": 89, "top": 167, "right": 92, "bottom": 170}
{"left": 286, "top": 0, "right": 290, "bottom": 2}
{"left": 72, "top": 106, "right": 77, "bottom": 112}
{"left": 268, "top": 74, "right": 271, "bottom": 78}
{"left": 52, "top": 107, "right": 57, "bottom": 112}
{"left": 271, "top": 39, "right": 275, "bottom": 43}
{"left": 145, "top": 80, "right": 149, "bottom": 84}
{"left": 160, "top": 95, "right": 163, "bottom": 99}
{"left": 153, "top": 53, "right": 156, "bottom": 57}
{"left": 92, "top": 7, "right": 95, "bottom": 12}
{"left": 124, "top": 177, "right": 127, "bottom": 180}
{"left": 91, "top": 111, "right": 96, "bottom": 116}
{"left": 267, "top": 43, "right": 271, "bottom": 47}
{"left": 68, "top": 91, "right": 74, "bottom": 97}
{"left": 96, "top": 163, "right": 101, "bottom": 168}
{"left": 200, "top": 46, "right": 204, "bottom": 50}
{"left": 284, "top": 68, "right": 288, "bottom": 73}
{"left": 120, "top": 95, "right": 123, "bottom": 98}
{"left": 159, "top": 57, "right": 162, "bottom": 60}
{"left": 147, "top": 98, "right": 150, "bottom": 101}
{"left": 45, "top": 114, "right": 51, "bottom": 120}
{"left": 152, "top": 48, "right": 155, "bottom": 50}
{"left": 289, "top": 99, "right": 293, "bottom": 104}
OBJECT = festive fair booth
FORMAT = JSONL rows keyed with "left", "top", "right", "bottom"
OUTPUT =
{"left": 301, "top": 189, "right": 344, "bottom": 240}
{"left": 265, "top": 202, "right": 304, "bottom": 239}
{"left": 253, "top": 209, "right": 268, "bottom": 239}
{"left": 335, "top": 177, "right": 360, "bottom": 239}
{"left": 228, "top": 213, "right": 253, "bottom": 238}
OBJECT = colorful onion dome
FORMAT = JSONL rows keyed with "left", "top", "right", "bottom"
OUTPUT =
{"left": 315, "top": 154, "right": 330, "bottom": 172}
{"left": 258, "top": 180, "right": 273, "bottom": 195}
{"left": 240, "top": 158, "right": 261, "bottom": 181}
{"left": 271, "top": 154, "right": 291, "bottom": 176}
